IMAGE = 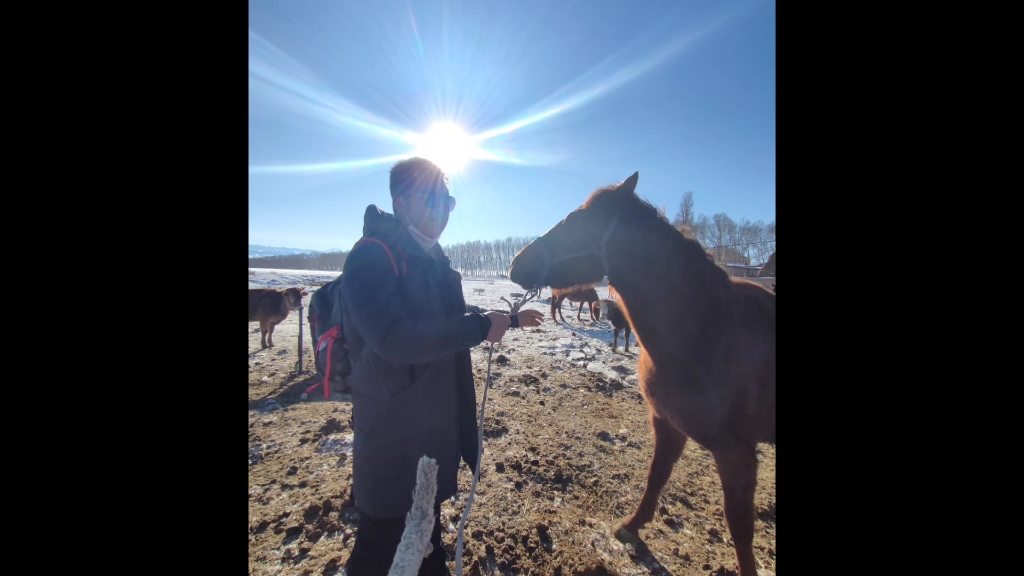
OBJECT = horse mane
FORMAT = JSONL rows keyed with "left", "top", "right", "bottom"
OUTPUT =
{"left": 582, "top": 183, "right": 733, "bottom": 306}
{"left": 580, "top": 184, "right": 621, "bottom": 208}
{"left": 583, "top": 185, "right": 720, "bottom": 269}
{"left": 675, "top": 222, "right": 698, "bottom": 240}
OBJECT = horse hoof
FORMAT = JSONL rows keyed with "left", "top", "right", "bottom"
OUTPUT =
{"left": 614, "top": 524, "right": 651, "bottom": 555}
{"left": 614, "top": 523, "right": 639, "bottom": 545}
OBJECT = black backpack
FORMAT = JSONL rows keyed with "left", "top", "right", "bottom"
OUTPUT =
{"left": 304, "top": 237, "right": 407, "bottom": 399}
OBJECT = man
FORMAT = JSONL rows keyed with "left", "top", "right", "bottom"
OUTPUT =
{"left": 341, "top": 157, "right": 543, "bottom": 575}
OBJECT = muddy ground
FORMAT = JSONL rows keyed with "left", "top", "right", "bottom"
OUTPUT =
{"left": 248, "top": 307, "right": 775, "bottom": 576}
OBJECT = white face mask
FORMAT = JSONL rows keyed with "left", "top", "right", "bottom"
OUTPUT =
{"left": 399, "top": 206, "right": 440, "bottom": 250}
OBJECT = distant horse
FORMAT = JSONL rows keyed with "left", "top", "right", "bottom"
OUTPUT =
{"left": 550, "top": 285, "right": 601, "bottom": 323}
{"left": 600, "top": 299, "right": 634, "bottom": 353}
{"left": 508, "top": 172, "right": 775, "bottom": 576}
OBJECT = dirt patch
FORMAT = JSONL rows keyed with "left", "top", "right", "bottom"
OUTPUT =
{"left": 249, "top": 313, "right": 775, "bottom": 576}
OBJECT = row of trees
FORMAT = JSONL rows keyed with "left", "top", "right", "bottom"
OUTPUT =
{"left": 442, "top": 236, "right": 538, "bottom": 277}
{"left": 248, "top": 192, "right": 774, "bottom": 272}
{"left": 248, "top": 251, "right": 349, "bottom": 271}
{"left": 246, "top": 236, "right": 540, "bottom": 277}
{"left": 671, "top": 191, "right": 776, "bottom": 265}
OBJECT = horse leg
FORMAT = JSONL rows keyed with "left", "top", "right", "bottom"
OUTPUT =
{"left": 713, "top": 445, "right": 759, "bottom": 576}
{"left": 260, "top": 320, "right": 269, "bottom": 349}
{"left": 611, "top": 328, "right": 619, "bottom": 352}
{"left": 624, "top": 325, "right": 631, "bottom": 354}
{"left": 550, "top": 298, "right": 559, "bottom": 324}
{"left": 576, "top": 301, "right": 584, "bottom": 322}
{"left": 615, "top": 415, "right": 687, "bottom": 548}
{"left": 267, "top": 322, "right": 277, "bottom": 347}
{"left": 557, "top": 301, "right": 567, "bottom": 324}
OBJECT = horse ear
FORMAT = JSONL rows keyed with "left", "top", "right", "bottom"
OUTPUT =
{"left": 618, "top": 171, "right": 639, "bottom": 195}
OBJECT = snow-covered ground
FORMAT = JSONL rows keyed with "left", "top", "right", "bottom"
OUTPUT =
{"left": 249, "top": 268, "right": 639, "bottom": 385}
{"left": 248, "top": 268, "right": 341, "bottom": 289}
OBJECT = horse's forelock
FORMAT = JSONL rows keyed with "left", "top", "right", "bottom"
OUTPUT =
{"left": 581, "top": 183, "right": 665, "bottom": 226}
{"left": 580, "top": 184, "right": 620, "bottom": 209}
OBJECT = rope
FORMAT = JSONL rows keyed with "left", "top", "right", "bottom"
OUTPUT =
{"left": 455, "top": 341, "right": 492, "bottom": 576}
{"left": 455, "top": 287, "right": 538, "bottom": 575}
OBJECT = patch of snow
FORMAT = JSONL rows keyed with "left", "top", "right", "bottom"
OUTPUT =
{"left": 249, "top": 270, "right": 641, "bottom": 404}
{"left": 317, "top": 434, "right": 354, "bottom": 455}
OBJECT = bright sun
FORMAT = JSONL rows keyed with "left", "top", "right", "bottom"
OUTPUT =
{"left": 410, "top": 122, "right": 479, "bottom": 174}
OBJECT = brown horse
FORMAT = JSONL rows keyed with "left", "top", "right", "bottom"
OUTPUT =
{"left": 550, "top": 285, "right": 601, "bottom": 323}
{"left": 600, "top": 299, "right": 634, "bottom": 353}
{"left": 509, "top": 172, "right": 775, "bottom": 576}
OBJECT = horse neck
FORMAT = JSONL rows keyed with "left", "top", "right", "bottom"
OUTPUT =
{"left": 606, "top": 223, "right": 728, "bottom": 354}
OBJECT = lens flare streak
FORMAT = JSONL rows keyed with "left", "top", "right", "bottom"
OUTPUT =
{"left": 249, "top": 7, "right": 741, "bottom": 175}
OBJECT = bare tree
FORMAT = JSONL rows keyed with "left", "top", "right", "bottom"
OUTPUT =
{"left": 711, "top": 213, "right": 729, "bottom": 260}
{"left": 746, "top": 220, "right": 767, "bottom": 265}
{"left": 693, "top": 214, "right": 714, "bottom": 248}
{"left": 672, "top": 191, "right": 695, "bottom": 231}
{"left": 737, "top": 219, "right": 758, "bottom": 263}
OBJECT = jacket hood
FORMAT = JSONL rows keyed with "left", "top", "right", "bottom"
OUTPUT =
{"left": 362, "top": 204, "right": 449, "bottom": 262}
{"left": 362, "top": 204, "right": 404, "bottom": 238}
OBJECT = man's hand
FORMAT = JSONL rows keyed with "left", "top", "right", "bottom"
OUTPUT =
{"left": 484, "top": 311, "right": 511, "bottom": 343}
{"left": 513, "top": 309, "right": 544, "bottom": 328}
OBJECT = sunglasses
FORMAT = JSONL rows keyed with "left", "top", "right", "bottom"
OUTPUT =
{"left": 411, "top": 190, "right": 457, "bottom": 213}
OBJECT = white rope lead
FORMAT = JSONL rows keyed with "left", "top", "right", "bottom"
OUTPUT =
{"left": 455, "top": 289, "right": 537, "bottom": 575}
{"left": 454, "top": 341, "right": 492, "bottom": 576}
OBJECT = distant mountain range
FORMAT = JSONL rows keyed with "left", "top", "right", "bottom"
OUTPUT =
{"left": 248, "top": 244, "right": 345, "bottom": 258}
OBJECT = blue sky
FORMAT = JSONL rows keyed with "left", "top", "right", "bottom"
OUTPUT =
{"left": 249, "top": 0, "right": 775, "bottom": 252}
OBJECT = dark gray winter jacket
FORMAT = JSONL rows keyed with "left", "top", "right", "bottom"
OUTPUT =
{"left": 340, "top": 205, "right": 491, "bottom": 518}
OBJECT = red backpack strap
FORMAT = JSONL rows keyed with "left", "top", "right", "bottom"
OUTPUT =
{"left": 317, "top": 325, "right": 345, "bottom": 400}
{"left": 353, "top": 237, "right": 406, "bottom": 277}
{"left": 317, "top": 325, "right": 340, "bottom": 352}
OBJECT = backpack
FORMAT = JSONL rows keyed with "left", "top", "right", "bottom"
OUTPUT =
{"left": 303, "top": 237, "right": 407, "bottom": 399}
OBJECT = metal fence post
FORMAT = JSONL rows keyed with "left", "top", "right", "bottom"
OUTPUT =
{"left": 297, "top": 304, "right": 304, "bottom": 374}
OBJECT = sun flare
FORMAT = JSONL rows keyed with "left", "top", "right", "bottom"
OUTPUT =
{"left": 409, "top": 121, "right": 480, "bottom": 174}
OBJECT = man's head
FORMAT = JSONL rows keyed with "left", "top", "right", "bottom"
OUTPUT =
{"left": 390, "top": 157, "right": 456, "bottom": 241}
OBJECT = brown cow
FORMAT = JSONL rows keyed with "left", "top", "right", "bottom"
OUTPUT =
{"left": 248, "top": 287, "right": 308, "bottom": 349}
{"left": 550, "top": 285, "right": 601, "bottom": 323}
